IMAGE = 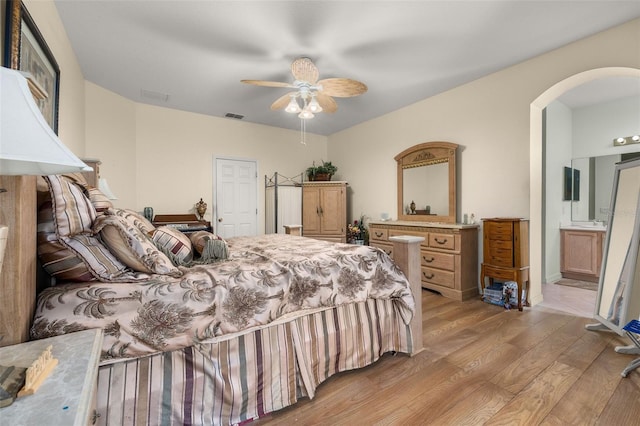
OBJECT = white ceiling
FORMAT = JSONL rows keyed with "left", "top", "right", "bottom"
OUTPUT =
{"left": 54, "top": 1, "right": 640, "bottom": 135}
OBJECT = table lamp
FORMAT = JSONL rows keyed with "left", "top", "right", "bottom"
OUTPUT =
{"left": 0, "top": 66, "right": 91, "bottom": 276}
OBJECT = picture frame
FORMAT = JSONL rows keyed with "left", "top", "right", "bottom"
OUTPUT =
{"left": 563, "top": 166, "right": 580, "bottom": 201}
{"left": 4, "top": 0, "right": 60, "bottom": 134}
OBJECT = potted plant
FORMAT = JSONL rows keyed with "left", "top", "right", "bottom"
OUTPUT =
{"left": 306, "top": 160, "right": 338, "bottom": 181}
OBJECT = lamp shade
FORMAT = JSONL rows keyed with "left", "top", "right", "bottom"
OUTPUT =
{"left": 0, "top": 67, "right": 90, "bottom": 175}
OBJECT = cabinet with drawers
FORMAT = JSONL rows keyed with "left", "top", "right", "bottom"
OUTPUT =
{"left": 369, "top": 221, "right": 479, "bottom": 301}
{"left": 481, "top": 218, "right": 529, "bottom": 311}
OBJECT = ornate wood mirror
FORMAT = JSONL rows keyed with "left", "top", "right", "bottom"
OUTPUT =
{"left": 395, "top": 141, "right": 458, "bottom": 223}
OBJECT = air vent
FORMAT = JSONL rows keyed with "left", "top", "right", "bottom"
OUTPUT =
{"left": 225, "top": 113, "right": 244, "bottom": 120}
{"left": 140, "top": 89, "right": 169, "bottom": 102}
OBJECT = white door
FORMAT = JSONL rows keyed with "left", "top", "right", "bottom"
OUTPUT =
{"left": 215, "top": 158, "right": 258, "bottom": 238}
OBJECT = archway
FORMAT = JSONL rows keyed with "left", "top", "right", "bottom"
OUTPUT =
{"left": 529, "top": 67, "right": 640, "bottom": 306}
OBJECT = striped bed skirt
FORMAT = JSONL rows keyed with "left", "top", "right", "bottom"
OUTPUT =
{"left": 95, "top": 298, "right": 413, "bottom": 425}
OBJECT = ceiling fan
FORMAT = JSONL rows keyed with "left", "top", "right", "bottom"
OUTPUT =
{"left": 241, "top": 57, "right": 367, "bottom": 119}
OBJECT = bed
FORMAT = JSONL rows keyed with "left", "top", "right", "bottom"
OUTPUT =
{"left": 30, "top": 174, "right": 422, "bottom": 425}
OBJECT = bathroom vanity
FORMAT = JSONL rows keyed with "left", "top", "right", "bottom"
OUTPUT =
{"left": 560, "top": 225, "right": 606, "bottom": 282}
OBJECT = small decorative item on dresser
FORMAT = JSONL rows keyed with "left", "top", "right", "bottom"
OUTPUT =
{"left": 196, "top": 198, "right": 208, "bottom": 221}
{"left": 143, "top": 207, "right": 154, "bottom": 222}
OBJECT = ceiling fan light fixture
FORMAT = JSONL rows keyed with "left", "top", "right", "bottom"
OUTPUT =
{"left": 307, "top": 95, "right": 323, "bottom": 113}
{"left": 298, "top": 108, "right": 314, "bottom": 120}
{"left": 285, "top": 96, "right": 301, "bottom": 113}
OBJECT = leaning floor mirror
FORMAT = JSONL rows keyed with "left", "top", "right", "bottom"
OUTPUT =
{"left": 586, "top": 157, "right": 640, "bottom": 354}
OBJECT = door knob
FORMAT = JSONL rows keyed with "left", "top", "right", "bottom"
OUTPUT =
{"left": 218, "top": 218, "right": 223, "bottom": 222}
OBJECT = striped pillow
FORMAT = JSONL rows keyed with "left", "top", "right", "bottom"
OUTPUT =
{"left": 60, "top": 234, "right": 130, "bottom": 281}
{"left": 152, "top": 226, "right": 193, "bottom": 265}
{"left": 45, "top": 175, "right": 96, "bottom": 237}
{"left": 37, "top": 199, "right": 95, "bottom": 282}
{"left": 189, "top": 231, "right": 228, "bottom": 261}
{"left": 87, "top": 187, "right": 113, "bottom": 213}
{"left": 93, "top": 214, "right": 181, "bottom": 276}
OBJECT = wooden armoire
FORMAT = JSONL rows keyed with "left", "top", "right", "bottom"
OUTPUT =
{"left": 302, "top": 181, "right": 347, "bottom": 243}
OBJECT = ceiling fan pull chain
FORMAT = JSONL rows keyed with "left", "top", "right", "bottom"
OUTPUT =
{"left": 300, "top": 118, "right": 306, "bottom": 145}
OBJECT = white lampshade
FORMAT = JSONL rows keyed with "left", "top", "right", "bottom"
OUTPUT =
{"left": 98, "top": 177, "right": 118, "bottom": 200}
{"left": 0, "top": 67, "right": 90, "bottom": 175}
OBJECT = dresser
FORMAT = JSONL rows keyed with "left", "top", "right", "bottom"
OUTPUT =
{"left": 481, "top": 218, "right": 530, "bottom": 311}
{"left": 369, "top": 221, "right": 479, "bottom": 301}
{"left": 302, "top": 181, "right": 347, "bottom": 243}
{"left": 0, "top": 328, "right": 103, "bottom": 425}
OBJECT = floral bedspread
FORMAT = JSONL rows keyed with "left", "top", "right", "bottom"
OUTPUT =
{"left": 31, "top": 234, "right": 414, "bottom": 361}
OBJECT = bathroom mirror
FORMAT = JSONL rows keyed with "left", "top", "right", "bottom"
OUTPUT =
{"left": 590, "top": 158, "right": 640, "bottom": 335}
{"left": 395, "top": 141, "right": 457, "bottom": 223}
{"left": 571, "top": 152, "right": 640, "bottom": 222}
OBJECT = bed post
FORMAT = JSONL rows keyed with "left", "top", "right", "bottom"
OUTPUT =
{"left": 389, "top": 235, "right": 424, "bottom": 356}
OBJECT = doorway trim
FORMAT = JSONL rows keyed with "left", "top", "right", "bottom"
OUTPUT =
{"left": 529, "top": 67, "right": 640, "bottom": 306}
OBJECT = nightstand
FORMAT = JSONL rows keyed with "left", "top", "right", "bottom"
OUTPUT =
{"left": 0, "top": 328, "right": 103, "bottom": 425}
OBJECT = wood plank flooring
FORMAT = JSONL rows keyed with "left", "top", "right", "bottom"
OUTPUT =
{"left": 253, "top": 290, "right": 640, "bottom": 425}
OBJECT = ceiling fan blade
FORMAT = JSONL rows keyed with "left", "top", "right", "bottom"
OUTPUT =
{"left": 318, "top": 78, "right": 368, "bottom": 97}
{"left": 241, "top": 79, "right": 293, "bottom": 88}
{"left": 316, "top": 93, "right": 337, "bottom": 113}
{"left": 270, "top": 92, "right": 297, "bottom": 110}
{"left": 291, "top": 57, "right": 319, "bottom": 84}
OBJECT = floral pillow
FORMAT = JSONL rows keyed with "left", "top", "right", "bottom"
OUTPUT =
{"left": 93, "top": 214, "right": 181, "bottom": 276}
{"left": 108, "top": 208, "right": 156, "bottom": 235}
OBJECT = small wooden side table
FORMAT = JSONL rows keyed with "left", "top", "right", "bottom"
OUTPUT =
{"left": 0, "top": 329, "right": 103, "bottom": 425}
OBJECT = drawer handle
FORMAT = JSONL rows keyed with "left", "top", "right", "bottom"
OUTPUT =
{"left": 434, "top": 237, "right": 448, "bottom": 245}
{"left": 423, "top": 256, "right": 435, "bottom": 263}
{"left": 375, "top": 231, "right": 384, "bottom": 238}
{"left": 422, "top": 272, "right": 434, "bottom": 279}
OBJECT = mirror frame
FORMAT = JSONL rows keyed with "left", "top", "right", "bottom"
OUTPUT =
{"left": 592, "top": 157, "right": 640, "bottom": 335}
{"left": 395, "top": 141, "right": 458, "bottom": 223}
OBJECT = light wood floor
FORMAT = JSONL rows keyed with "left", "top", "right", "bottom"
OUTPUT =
{"left": 254, "top": 290, "right": 640, "bottom": 425}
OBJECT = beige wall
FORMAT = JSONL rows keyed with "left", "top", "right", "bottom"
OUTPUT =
{"left": 85, "top": 83, "right": 328, "bottom": 231}
{"left": 329, "top": 18, "right": 640, "bottom": 305}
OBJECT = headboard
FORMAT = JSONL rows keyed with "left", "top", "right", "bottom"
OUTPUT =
{"left": 0, "top": 176, "right": 37, "bottom": 347}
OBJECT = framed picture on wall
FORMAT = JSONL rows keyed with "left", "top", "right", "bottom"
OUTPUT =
{"left": 4, "top": 0, "right": 60, "bottom": 134}
{"left": 563, "top": 166, "right": 580, "bottom": 201}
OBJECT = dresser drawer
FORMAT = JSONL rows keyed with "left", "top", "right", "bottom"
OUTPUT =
{"left": 484, "top": 221, "right": 514, "bottom": 240}
{"left": 370, "top": 228, "right": 389, "bottom": 241}
{"left": 421, "top": 266, "right": 455, "bottom": 288}
{"left": 421, "top": 250, "right": 455, "bottom": 271}
{"left": 487, "top": 246, "right": 513, "bottom": 267}
{"left": 371, "top": 242, "right": 394, "bottom": 258}
{"left": 428, "top": 232, "right": 455, "bottom": 250}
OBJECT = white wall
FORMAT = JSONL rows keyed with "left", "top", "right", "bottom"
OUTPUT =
{"left": 545, "top": 101, "right": 573, "bottom": 283}
{"left": 573, "top": 95, "right": 640, "bottom": 159}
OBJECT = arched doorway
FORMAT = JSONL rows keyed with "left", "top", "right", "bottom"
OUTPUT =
{"left": 529, "top": 67, "right": 640, "bottom": 306}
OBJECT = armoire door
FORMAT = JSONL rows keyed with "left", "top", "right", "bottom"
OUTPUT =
{"left": 302, "top": 186, "right": 321, "bottom": 234}
{"left": 318, "top": 185, "right": 344, "bottom": 234}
